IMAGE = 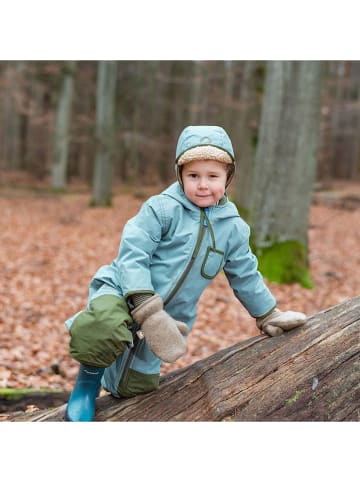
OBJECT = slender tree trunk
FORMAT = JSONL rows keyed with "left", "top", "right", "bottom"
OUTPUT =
{"left": 190, "top": 61, "right": 206, "bottom": 124}
{"left": 24, "top": 76, "right": 44, "bottom": 176}
{"left": 349, "top": 61, "right": 360, "bottom": 180}
{"left": 172, "top": 62, "right": 189, "bottom": 135}
{"left": 10, "top": 62, "right": 26, "bottom": 170}
{"left": 329, "top": 61, "right": 348, "bottom": 179}
{"left": 249, "top": 61, "right": 323, "bottom": 287}
{"left": 0, "top": 62, "right": 11, "bottom": 169}
{"left": 51, "top": 61, "right": 76, "bottom": 190}
{"left": 128, "top": 61, "right": 143, "bottom": 182}
{"left": 0, "top": 63, "right": 21, "bottom": 170}
{"left": 158, "top": 61, "right": 180, "bottom": 182}
{"left": 91, "top": 61, "right": 118, "bottom": 206}
{"left": 222, "top": 60, "right": 235, "bottom": 129}
{"left": 233, "top": 61, "right": 260, "bottom": 218}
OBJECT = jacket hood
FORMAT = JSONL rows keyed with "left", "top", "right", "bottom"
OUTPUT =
{"left": 161, "top": 182, "right": 201, "bottom": 211}
{"left": 174, "top": 125, "right": 236, "bottom": 188}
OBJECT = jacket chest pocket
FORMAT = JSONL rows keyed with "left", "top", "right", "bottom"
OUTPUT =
{"left": 201, "top": 247, "right": 224, "bottom": 279}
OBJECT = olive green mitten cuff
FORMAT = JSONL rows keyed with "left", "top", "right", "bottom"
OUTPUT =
{"left": 256, "top": 308, "right": 307, "bottom": 337}
{"left": 131, "top": 294, "right": 188, "bottom": 363}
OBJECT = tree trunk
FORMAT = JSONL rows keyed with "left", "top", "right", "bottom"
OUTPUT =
{"left": 249, "top": 61, "right": 323, "bottom": 288}
{"left": 349, "top": 61, "right": 360, "bottom": 180}
{"left": 189, "top": 61, "right": 208, "bottom": 125}
{"left": 222, "top": 60, "right": 235, "bottom": 129}
{"left": 158, "top": 61, "right": 181, "bottom": 182}
{"left": 14, "top": 296, "right": 360, "bottom": 422}
{"left": 51, "top": 61, "right": 76, "bottom": 190}
{"left": 91, "top": 61, "right": 118, "bottom": 206}
{"left": 23, "top": 76, "right": 46, "bottom": 177}
{"left": 127, "top": 61, "right": 143, "bottom": 183}
{"left": 233, "top": 61, "right": 261, "bottom": 218}
{"left": 0, "top": 62, "right": 22, "bottom": 171}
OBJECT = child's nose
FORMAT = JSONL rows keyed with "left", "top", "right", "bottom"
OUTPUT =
{"left": 198, "top": 178, "right": 208, "bottom": 189}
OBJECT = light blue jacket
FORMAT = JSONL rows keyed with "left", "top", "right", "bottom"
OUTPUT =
{"left": 77, "top": 181, "right": 276, "bottom": 388}
{"left": 89, "top": 181, "right": 275, "bottom": 322}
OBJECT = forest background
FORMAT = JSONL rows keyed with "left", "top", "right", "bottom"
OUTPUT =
{"left": 1, "top": 1, "right": 359, "bottom": 480}
{"left": 0, "top": 59, "right": 359, "bottom": 401}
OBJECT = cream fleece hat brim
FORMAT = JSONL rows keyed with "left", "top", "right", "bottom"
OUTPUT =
{"left": 177, "top": 145, "right": 233, "bottom": 166}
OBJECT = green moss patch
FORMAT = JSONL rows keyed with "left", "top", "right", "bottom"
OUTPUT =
{"left": 255, "top": 240, "right": 314, "bottom": 289}
{"left": 0, "top": 388, "right": 63, "bottom": 401}
{"left": 285, "top": 390, "right": 303, "bottom": 404}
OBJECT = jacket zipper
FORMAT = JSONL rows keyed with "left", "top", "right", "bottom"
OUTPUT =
{"left": 120, "top": 331, "right": 144, "bottom": 389}
{"left": 164, "top": 208, "right": 207, "bottom": 305}
{"left": 121, "top": 208, "right": 209, "bottom": 384}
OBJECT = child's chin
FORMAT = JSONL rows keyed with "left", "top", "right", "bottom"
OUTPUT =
{"left": 194, "top": 200, "right": 212, "bottom": 207}
{"left": 193, "top": 196, "right": 213, "bottom": 206}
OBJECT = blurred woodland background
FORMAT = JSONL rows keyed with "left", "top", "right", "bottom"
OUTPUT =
{"left": 1, "top": 60, "right": 360, "bottom": 189}
{"left": 0, "top": 60, "right": 360, "bottom": 411}
{"left": 1, "top": 60, "right": 360, "bottom": 284}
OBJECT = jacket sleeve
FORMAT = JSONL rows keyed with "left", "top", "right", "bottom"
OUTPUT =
{"left": 223, "top": 219, "right": 276, "bottom": 318}
{"left": 113, "top": 196, "right": 167, "bottom": 299}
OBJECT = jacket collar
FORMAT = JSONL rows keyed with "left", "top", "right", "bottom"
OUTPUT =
{"left": 161, "top": 182, "right": 237, "bottom": 219}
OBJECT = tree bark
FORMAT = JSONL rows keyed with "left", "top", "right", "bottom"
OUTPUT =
{"left": 91, "top": 61, "right": 118, "bottom": 206}
{"left": 0, "top": 62, "right": 23, "bottom": 171}
{"left": 249, "top": 61, "right": 323, "bottom": 287}
{"left": 51, "top": 61, "right": 76, "bottom": 190}
{"left": 233, "top": 60, "right": 261, "bottom": 218}
{"left": 189, "top": 61, "right": 209, "bottom": 125}
{"left": 14, "top": 296, "right": 360, "bottom": 422}
{"left": 222, "top": 60, "right": 235, "bottom": 129}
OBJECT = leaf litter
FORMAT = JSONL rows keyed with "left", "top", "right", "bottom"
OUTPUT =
{"left": 0, "top": 182, "right": 359, "bottom": 396}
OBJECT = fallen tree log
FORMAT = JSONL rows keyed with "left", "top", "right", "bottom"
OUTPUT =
{"left": 14, "top": 296, "right": 360, "bottom": 421}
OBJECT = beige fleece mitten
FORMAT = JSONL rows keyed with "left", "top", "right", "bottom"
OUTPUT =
{"left": 131, "top": 294, "right": 188, "bottom": 363}
{"left": 256, "top": 308, "right": 307, "bottom": 337}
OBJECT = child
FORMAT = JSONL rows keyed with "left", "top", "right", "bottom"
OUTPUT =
{"left": 65, "top": 125, "right": 307, "bottom": 421}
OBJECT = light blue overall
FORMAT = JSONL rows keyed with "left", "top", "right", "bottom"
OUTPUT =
{"left": 65, "top": 125, "right": 276, "bottom": 399}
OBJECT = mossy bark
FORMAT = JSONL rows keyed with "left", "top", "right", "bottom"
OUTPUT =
{"left": 0, "top": 388, "right": 63, "bottom": 400}
{"left": 0, "top": 388, "right": 69, "bottom": 413}
{"left": 232, "top": 62, "right": 323, "bottom": 289}
{"left": 254, "top": 240, "right": 313, "bottom": 289}
{"left": 232, "top": 199, "right": 313, "bottom": 288}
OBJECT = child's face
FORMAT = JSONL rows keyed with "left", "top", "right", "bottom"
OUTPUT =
{"left": 181, "top": 159, "right": 228, "bottom": 207}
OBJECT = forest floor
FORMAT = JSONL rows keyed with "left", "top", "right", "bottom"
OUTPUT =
{"left": 1, "top": 173, "right": 360, "bottom": 418}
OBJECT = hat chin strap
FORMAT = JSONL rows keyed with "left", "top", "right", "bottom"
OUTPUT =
{"left": 175, "top": 164, "right": 183, "bottom": 189}
{"left": 226, "top": 163, "right": 236, "bottom": 188}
